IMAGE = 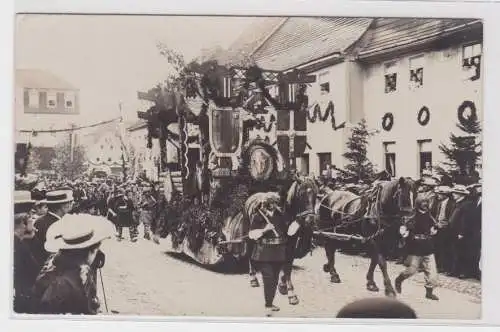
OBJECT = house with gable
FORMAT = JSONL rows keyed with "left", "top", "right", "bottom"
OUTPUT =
{"left": 355, "top": 18, "right": 482, "bottom": 178}
{"left": 243, "top": 17, "right": 483, "bottom": 179}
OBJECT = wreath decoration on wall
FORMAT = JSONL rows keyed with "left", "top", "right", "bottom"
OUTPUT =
{"left": 382, "top": 112, "right": 394, "bottom": 131}
{"left": 457, "top": 100, "right": 478, "bottom": 126}
{"left": 417, "top": 106, "right": 430, "bottom": 126}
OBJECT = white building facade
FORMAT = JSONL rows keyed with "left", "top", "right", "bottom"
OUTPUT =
{"left": 247, "top": 17, "right": 483, "bottom": 179}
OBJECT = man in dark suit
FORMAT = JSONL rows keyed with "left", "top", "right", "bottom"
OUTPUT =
{"left": 467, "top": 182, "right": 482, "bottom": 279}
{"left": 29, "top": 190, "right": 74, "bottom": 271}
{"left": 448, "top": 184, "right": 474, "bottom": 278}
{"left": 13, "top": 191, "right": 39, "bottom": 313}
{"left": 248, "top": 198, "right": 289, "bottom": 317}
{"left": 430, "top": 186, "right": 456, "bottom": 273}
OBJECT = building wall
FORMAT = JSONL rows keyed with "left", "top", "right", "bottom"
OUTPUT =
{"left": 302, "top": 62, "right": 350, "bottom": 176}
{"left": 127, "top": 126, "right": 161, "bottom": 180}
{"left": 362, "top": 42, "right": 483, "bottom": 178}
{"left": 86, "top": 131, "right": 126, "bottom": 173}
{"left": 15, "top": 86, "right": 80, "bottom": 147}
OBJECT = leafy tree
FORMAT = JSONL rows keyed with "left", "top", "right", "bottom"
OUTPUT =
{"left": 438, "top": 115, "right": 481, "bottom": 184}
{"left": 26, "top": 147, "right": 41, "bottom": 174}
{"left": 50, "top": 139, "right": 88, "bottom": 181}
{"left": 156, "top": 42, "right": 188, "bottom": 92}
{"left": 342, "top": 119, "right": 376, "bottom": 182}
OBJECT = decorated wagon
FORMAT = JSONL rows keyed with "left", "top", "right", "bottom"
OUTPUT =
{"left": 137, "top": 59, "right": 318, "bottom": 267}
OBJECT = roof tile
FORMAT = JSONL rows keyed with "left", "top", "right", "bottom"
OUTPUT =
{"left": 253, "top": 17, "right": 373, "bottom": 71}
{"left": 16, "top": 69, "right": 77, "bottom": 90}
{"left": 358, "top": 18, "right": 481, "bottom": 57}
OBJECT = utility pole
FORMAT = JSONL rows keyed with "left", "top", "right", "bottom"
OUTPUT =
{"left": 118, "top": 102, "right": 127, "bottom": 181}
{"left": 69, "top": 123, "right": 76, "bottom": 180}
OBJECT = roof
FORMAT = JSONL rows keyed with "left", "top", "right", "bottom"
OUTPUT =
{"left": 16, "top": 69, "right": 77, "bottom": 90}
{"left": 253, "top": 17, "right": 373, "bottom": 71}
{"left": 358, "top": 18, "right": 482, "bottom": 58}
{"left": 196, "top": 17, "right": 285, "bottom": 67}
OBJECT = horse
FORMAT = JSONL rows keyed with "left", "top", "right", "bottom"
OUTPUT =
{"left": 247, "top": 176, "right": 319, "bottom": 305}
{"left": 316, "top": 177, "right": 416, "bottom": 297}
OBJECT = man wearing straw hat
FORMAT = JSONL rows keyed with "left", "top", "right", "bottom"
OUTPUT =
{"left": 13, "top": 191, "right": 39, "bottom": 313}
{"left": 32, "top": 214, "right": 114, "bottom": 315}
{"left": 29, "top": 190, "right": 74, "bottom": 270}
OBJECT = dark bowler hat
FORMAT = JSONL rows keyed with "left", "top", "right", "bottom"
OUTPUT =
{"left": 336, "top": 297, "right": 417, "bottom": 319}
{"left": 45, "top": 190, "right": 74, "bottom": 204}
{"left": 14, "top": 191, "right": 35, "bottom": 214}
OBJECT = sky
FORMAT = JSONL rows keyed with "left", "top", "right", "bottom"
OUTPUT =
{"left": 15, "top": 14, "right": 258, "bottom": 126}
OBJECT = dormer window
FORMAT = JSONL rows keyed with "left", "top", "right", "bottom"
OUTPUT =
{"left": 384, "top": 61, "right": 398, "bottom": 93}
{"left": 409, "top": 55, "right": 424, "bottom": 89}
{"left": 462, "top": 43, "right": 482, "bottom": 81}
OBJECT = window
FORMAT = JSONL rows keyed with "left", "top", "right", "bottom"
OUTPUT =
{"left": 28, "top": 89, "right": 39, "bottom": 107}
{"left": 46, "top": 91, "right": 57, "bottom": 108}
{"left": 383, "top": 142, "right": 396, "bottom": 177}
{"left": 418, "top": 139, "right": 432, "bottom": 176}
{"left": 384, "top": 61, "right": 398, "bottom": 93}
{"left": 318, "top": 71, "right": 330, "bottom": 95}
{"left": 317, "top": 153, "right": 332, "bottom": 176}
{"left": 409, "top": 55, "right": 424, "bottom": 89}
{"left": 462, "top": 43, "right": 482, "bottom": 81}
{"left": 64, "top": 92, "right": 75, "bottom": 108}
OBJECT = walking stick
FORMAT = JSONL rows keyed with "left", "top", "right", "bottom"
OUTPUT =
{"left": 99, "top": 268, "right": 109, "bottom": 314}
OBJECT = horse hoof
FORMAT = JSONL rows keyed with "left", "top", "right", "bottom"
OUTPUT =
{"left": 323, "top": 264, "right": 329, "bottom": 273}
{"left": 385, "top": 290, "right": 397, "bottom": 297}
{"left": 278, "top": 283, "right": 288, "bottom": 295}
{"left": 250, "top": 279, "right": 260, "bottom": 288}
{"left": 288, "top": 295, "right": 299, "bottom": 305}
{"left": 330, "top": 274, "right": 341, "bottom": 283}
{"left": 366, "top": 282, "right": 379, "bottom": 292}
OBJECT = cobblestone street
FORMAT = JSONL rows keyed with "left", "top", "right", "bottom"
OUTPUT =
{"left": 96, "top": 228, "right": 481, "bottom": 319}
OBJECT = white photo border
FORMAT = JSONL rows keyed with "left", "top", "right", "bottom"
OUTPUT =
{"left": 2, "top": 0, "right": 500, "bottom": 331}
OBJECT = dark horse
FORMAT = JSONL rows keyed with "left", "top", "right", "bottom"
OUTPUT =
{"left": 316, "top": 177, "right": 416, "bottom": 296}
{"left": 247, "top": 176, "right": 319, "bottom": 305}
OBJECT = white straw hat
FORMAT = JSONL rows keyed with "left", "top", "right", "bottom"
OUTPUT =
{"left": 45, "top": 190, "right": 74, "bottom": 204}
{"left": 45, "top": 213, "right": 115, "bottom": 253}
{"left": 450, "top": 184, "right": 470, "bottom": 196}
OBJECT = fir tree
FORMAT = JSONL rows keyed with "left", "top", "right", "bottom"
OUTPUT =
{"left": 342, "top": 119, "right": 376, "bottom": 182}
{"left": 438, "top": 115, "right": 481, "bottom": 185}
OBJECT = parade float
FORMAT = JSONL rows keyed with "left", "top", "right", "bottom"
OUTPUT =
{"left": 137, "top": 59, "right": 316, "bottom": 266}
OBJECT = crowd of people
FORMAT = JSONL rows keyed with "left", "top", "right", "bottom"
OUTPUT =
{"left": 319, "top": 165, "right": 482, "bottom": 281}
{"left": 13, "top": 162, "right": 482, "bottom": 317}
{"left": 13, "top": 175, "right": 173, "bottom": 315}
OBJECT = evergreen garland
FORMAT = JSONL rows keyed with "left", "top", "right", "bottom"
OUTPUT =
{"left": 307, "top": 101, "right": 346, "bottom": 130}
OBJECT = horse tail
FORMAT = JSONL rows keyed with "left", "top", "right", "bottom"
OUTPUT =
{"left": 222, "top": 211, "right": 250, "bottom": 259}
